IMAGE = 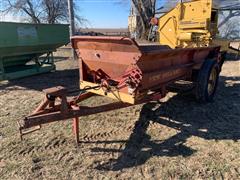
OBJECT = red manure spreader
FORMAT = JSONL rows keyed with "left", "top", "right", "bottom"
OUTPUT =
{"left": 18, "top": 36, "right": 225, "bottom": 143}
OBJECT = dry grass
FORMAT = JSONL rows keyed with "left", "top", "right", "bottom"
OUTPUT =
{"left": 0, "top": 49, "right": 239, "bottom": 179}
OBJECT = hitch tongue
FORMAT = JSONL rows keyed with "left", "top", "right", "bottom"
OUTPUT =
{"left": 17, "top": 86, "right": 70, "bottom": 140}
{"left": 18, "top": 120, "right": 41, "bottom": 140}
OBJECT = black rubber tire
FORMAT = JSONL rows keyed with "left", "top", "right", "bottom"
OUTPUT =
{"left": 195, "top": 59, "right": 219, "bottom": 103}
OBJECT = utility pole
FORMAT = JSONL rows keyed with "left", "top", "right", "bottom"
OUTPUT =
{"left": 67, "top": 0, "right": 76, "bottom": 60}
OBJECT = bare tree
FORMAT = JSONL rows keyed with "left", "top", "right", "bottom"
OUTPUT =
{"left": 2, "top": 0, "right": 42, "bottom": 23}
{"left": 218, "top": 10, "right": 240, "bottom": 28}
{"left": 42, "top": 0, "right": 69, "bottom": 24}
{"left": 131, "top": 0, "right": 156, "bottom": 39}
{"left": 219, "top": 18, "right": 240, "bottom": 39}
{"left": 2, "top": 0, "right": 85, "bottom": 25}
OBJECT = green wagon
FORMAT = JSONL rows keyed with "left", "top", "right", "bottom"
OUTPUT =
{"left": 0, "top": 22, "right": 69, "bottom": 81}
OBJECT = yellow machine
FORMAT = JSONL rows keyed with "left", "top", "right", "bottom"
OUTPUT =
{"left": 154, "top": 0, "right": 218, "bottom": 48}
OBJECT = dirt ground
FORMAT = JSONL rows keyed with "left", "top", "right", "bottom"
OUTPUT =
{"left": 0, "top": 52, "right": 240, "bottom": 179}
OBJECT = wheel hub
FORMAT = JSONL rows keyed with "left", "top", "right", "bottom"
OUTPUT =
{"left": 207, "top": 68, "right": 217, "bottom": 95}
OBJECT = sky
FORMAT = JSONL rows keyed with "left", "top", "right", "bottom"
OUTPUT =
{"left": 69, "top": 0, "right": 240, "bottom": 28}
{"left": 74, "top": 0, "right": 165, "bottom": 28}
{"left": 0, "top": 0, "right": 164, "bottom": 28}
{"left": 0, "top": 0, "right": 132, "bottom": 28}
{"left": 1, "top": 0, "right": 239, "bottom": 28}
{"left": 77, "top": 0, "right": 130, "bottom": 28}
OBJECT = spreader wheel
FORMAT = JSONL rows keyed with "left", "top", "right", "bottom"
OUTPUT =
{"left": 195, "top": 59, "right": 219, "bottom": 103}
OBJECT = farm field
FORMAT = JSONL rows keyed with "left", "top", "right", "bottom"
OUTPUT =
{"left": 0, "top": 52, "right": 240, "bottom": 179}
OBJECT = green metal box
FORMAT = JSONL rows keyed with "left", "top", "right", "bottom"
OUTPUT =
{"left": 0, "top": 22, "right": 69, "bottom": 80}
